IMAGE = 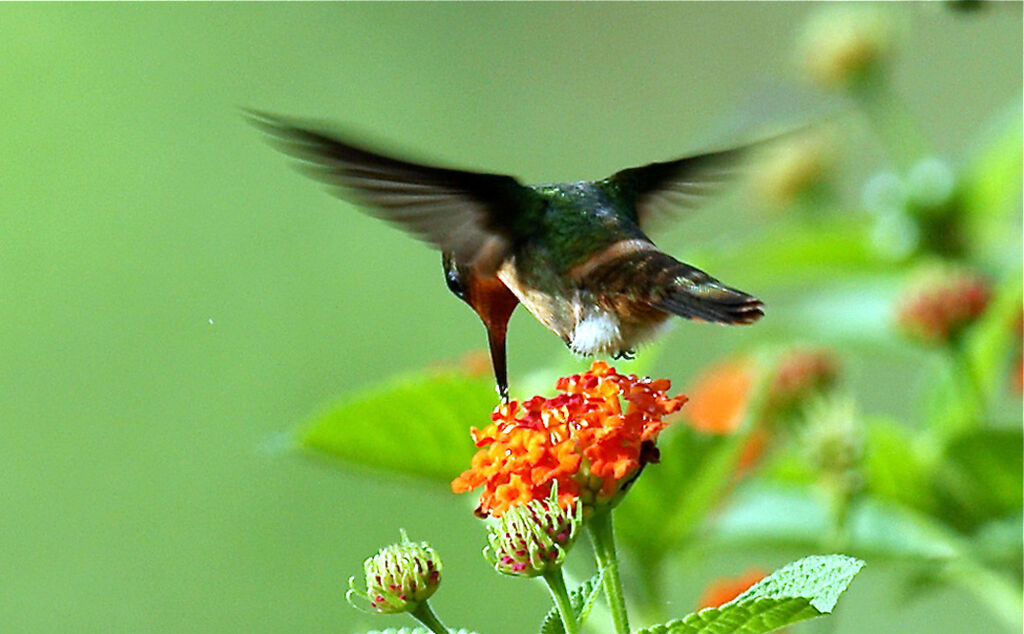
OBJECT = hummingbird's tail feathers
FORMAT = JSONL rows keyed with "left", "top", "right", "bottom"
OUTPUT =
{"left": 582, "top": 249, "right": 763, "bottom": 326}
{"left": 650, "top": 261, "right": 764, "bottom": 326}
{"left": 654, "top": 286, "right": 764, "bottom": 325}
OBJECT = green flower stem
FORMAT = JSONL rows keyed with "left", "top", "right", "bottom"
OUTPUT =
{"left": 542, "top": 568, "right": 579, "bottom": 634}
{"left": 929, "top": 341, "right": 984, "bottom": 452}
{"left": 410, "top": 600, "right": 449, "bottom": 634}
{"left": 587, "top": 509, "right": 629, "bottom": 634}
{"left": 634, "top": 552, "right": 668, "bottom": 626}
{"left": 944, "top": 558, "right": 1024, "bottom": 632}
{"left": 823, "top": 484, "right": 852, "bottom": 554}
{"left": 951, "top": 338, "right": 984, "bottom": 416}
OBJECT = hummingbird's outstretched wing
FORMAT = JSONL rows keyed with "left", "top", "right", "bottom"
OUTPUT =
{"left": 248, "top": 111, "right": 535, "bottom": 275}
{"left": 604, "top": 143, "right": 754, "bottom": 229}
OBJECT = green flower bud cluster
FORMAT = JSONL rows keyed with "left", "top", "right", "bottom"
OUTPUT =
{"left": 484, "top": 490, "right": 581, "bottom": 577}
{"left": 347, "top": 530, "right": 442, "bottom": 614}
{"left": 797, "top": 7, "right": 893, "bottom": 89}
{"left": 800, "top": 395, "right": 864, "bottom": 500}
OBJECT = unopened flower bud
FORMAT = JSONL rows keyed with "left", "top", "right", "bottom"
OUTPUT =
{"left": 347, "top": 531, "right": 442, "bottom": 614}
{"left": 801, "top": 395, "right": 863, "bottom": 492}
{"left": 750, "top": 132, "right": 834, "bottom": 209}
{"left": 798, "top": 7, "right": 893, "bottom": 89}
{"left": 896, "top": 268, "right": 991, "bottom": 345}
{"left": 768, "top": 348, "right": 840, "bottom": 414}
{"left": 484, "top": 489, "right": 581, "bottom": 577}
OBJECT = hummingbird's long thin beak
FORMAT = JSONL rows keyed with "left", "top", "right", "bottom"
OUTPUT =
{"left": 486, "top": 324, "right": 510, "bottom": 403}
{"left": 467, "top": 277, "right": 519, "bottom": 403}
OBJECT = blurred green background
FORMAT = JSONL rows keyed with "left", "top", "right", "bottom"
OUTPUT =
{"left": 1, "top": 3, "right": 1020, "bottom": 633}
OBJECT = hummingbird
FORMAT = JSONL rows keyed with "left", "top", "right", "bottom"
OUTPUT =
{"left": 250, "top": 111, "right": 765, "bottom": 401}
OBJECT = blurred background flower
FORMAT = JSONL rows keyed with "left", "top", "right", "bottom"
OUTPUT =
{"left": 895, "top": 266, "right": 991, "bottom": 345}
{"left": 695, "top": 568, "right": 768, "bottom": 610}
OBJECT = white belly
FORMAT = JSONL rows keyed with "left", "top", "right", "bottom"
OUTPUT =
{"left": 570, "top": 311, "right": 624, "bottom": 356}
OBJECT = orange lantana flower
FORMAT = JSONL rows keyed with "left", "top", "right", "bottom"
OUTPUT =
{"left": 451, "top": 361, "right": 686, "bottom": 518}
{"left": 684, "top": 358, "right": 756, "bottom": 434}
{"left": 696, "top": 568, "right": 767, "bottom": 609}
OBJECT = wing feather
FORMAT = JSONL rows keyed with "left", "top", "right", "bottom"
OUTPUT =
{"left": 604, "top": 129, "right": 805, "bottom": 228}
{"left": 249, "top": 111, "right": 535, "bottom": 273}
{"left": 606, "top": 145, "right": 752, "bottom": 228}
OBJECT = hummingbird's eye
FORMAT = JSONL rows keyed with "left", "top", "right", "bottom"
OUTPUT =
{"left": 441, "top": 252, "right": 469, "bottom": 301}
{"left": 443, "top": 264, "right": 469, "bottom": 301}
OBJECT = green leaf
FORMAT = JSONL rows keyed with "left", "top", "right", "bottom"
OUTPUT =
{"left": 707, "top": 215, "right": 889, "bottom": 289}
{"left": 732, "top": 554, "right": 864, "bottom": 612}
{"left": 300, "top": 369, "right": 499, "bottom": 482}
{"left": 634, "top": 555, "right": 864, "bottom": 634}
{"left": 960, "top": 100, "right": 1024, "bottom": 250}
{"left": 963, "top": 272, "right": 1024, "bottom": 401}
{"left": 709, "top": 486, "right": 960, "bottom": 562}
{"left": 921, "top": 274, "right": 1023, "bottom": 446}
{"left": 863, "top": 417, "right": 935, "bottom": 513}
{"left": 539, "top": 572, "right": 603, "bottom": 634}
{"left": 932, "top": 427, "right": 1024, "bottom": 533}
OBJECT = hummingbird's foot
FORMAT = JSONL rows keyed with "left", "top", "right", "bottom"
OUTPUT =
{"left": 612, "top": 348, "right": 637, "bottom": 361}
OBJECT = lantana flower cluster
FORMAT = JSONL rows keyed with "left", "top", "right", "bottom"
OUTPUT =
{"left": 451, "top": 361, "right": 686, "bottom": 518}
{"left": 896, "top": 268, "right": 990, "bottom": 344}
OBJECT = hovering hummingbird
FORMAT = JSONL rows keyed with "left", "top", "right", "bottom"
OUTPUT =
{"left": 250, "top": 111, "right": 765, "bottom": 401}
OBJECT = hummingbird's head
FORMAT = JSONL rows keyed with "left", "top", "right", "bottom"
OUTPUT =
{"left": 441, "top": 253, "right": 519, "bottom": 329}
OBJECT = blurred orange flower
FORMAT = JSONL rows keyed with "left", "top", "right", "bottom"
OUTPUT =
{"left": 1012, "top": 310, "right": 1023, "bottom": 395}
{"left": 696, "top": 568, "right": 767, "bottom": 609}
{"left": 736, "top": 429, "right": 769, "bottom": 477}
{"left": 429, "top": 349, "right": 492, "bottom": 377}
{"left": 451, "top": 361, "right": 686, "bottom": 518}
{"left": 684, "top": 359, "right": 756, "bottom": 434}
{"left": 685, "top": 349, "right": 840, "bottom": 435}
